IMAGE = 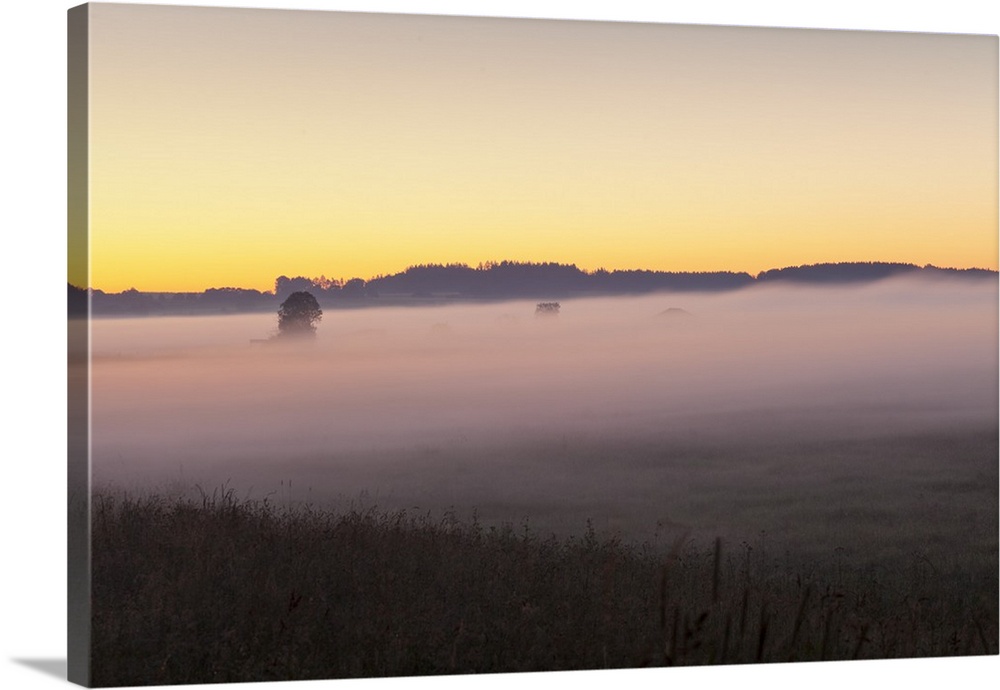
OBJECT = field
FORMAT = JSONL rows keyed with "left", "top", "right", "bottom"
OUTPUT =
{"left": 90, "top": 471, "right": 997, "bottom": 686}
{"left": 83, "top": 282, "right": 999, "bottom": 684}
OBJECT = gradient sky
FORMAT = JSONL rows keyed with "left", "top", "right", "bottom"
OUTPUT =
{"left": 84, "top": 3, "right": 998, "bottom": 293}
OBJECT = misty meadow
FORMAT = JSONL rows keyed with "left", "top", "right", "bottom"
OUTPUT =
{"left": 82, "top": 276, "right": 998, "bottom": 684}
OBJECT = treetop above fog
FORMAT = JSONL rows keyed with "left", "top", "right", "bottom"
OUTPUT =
{"left": 276, "top": 291, "right": 322, "bottom": 338}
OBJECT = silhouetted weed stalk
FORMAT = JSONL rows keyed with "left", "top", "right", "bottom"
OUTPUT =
{"left": 91, "top": 488, "right": 998, "bottom": 686}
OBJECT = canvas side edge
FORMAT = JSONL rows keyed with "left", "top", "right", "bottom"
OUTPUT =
{"left": 67, "top": 4, "right": 92, "bottom": 687}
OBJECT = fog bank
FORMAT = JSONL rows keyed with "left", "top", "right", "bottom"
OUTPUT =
{"left": 87, "top": 278, "right": 998, "bottom": 550}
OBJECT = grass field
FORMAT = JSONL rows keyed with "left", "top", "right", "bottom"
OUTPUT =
{"left": 90, "top": 485, "right": 998, "bottom": 687}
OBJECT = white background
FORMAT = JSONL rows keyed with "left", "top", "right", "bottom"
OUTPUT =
{"left": 1, "top": 2, "right": 997, "bottom": 689}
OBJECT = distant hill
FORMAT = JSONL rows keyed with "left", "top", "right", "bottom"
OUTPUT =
{"left": 755, "top": 262, "right": 997, "bottom": 284}
{"left": 74, "top": 261, "right": 998, "bottom": 316}
{"left": 368, "top": 261, "right": 754, "bottom": 300}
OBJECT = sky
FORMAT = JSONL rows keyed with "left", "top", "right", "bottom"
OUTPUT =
{"left": 79, "top": 2, "right": 999, "bottom": 293}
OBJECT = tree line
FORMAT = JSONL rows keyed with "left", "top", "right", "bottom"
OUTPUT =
{"left": 69, "top": 261, "right": 997, "bottom": 317}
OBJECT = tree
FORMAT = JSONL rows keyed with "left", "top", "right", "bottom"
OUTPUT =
{"left": 340, "top": 278, "right": 368, "bottom": 298}
{"left": 274, "top": 275, "right": 317, "bottom": 301}
{"left": 277, "top": 291, "right": 322, "bottom": 338}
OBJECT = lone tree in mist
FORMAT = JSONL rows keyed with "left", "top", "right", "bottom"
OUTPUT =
{"left": 277, "top": 291, "right": 323, "bottom": 338}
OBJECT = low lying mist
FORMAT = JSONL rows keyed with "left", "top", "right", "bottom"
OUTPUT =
{"left": 87, "top": 277, "right": 998, "bottom": 557}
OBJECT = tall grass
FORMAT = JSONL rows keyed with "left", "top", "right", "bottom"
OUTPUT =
{"left": 90, "top": 488, "right": 998, "bottom": 686}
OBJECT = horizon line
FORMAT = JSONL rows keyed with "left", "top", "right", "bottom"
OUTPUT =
{"left": 75, "top": 259, "right": 1000, "bottom": 294}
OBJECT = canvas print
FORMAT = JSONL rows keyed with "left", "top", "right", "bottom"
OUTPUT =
{"left": 68, "top": 3, "right": 999, "bottom": 687}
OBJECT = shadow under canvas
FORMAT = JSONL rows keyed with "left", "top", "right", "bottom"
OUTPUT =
{"left": 12, "top": 658, "right": 68, "bottom": 681}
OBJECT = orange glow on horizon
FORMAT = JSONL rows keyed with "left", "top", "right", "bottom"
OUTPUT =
{"left": 84, "top": 5, "right": 999, "bottom": 294}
